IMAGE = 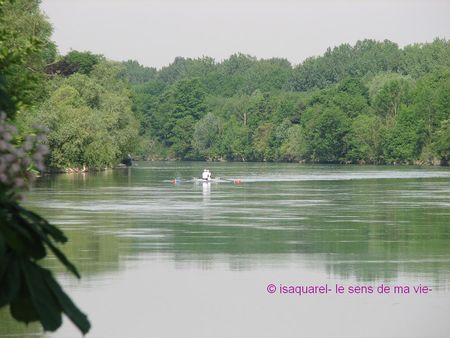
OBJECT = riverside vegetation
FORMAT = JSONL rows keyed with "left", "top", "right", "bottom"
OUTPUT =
{"left": 25, "top": 44, "right": 450, "bottom": 168}
{"left": 34, "top": 43, "right": 450, "bottom": 168}
{"left": 38, "top": 42, "right": 450, "bottom": 167}
{"left": 4, "top": 2, "right": 449, "bottom": 170}
{"left": 1, "top": 0, "right": 90, "bottom": 334}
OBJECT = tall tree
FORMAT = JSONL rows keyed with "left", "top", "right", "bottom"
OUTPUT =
{"left": 0, "top": 0, "right": 56, "bottom": 116}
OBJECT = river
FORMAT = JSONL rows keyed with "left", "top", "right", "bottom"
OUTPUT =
{"left": 1, "top": 162, "right": 450, "bottom": 337}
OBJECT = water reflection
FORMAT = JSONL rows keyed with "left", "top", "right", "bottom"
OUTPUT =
{"left": 202, "top": 181, "right": 211, "bottom": 198}
{"left": 2, "top": 162, "right": 449, "bottom": 338}
{"left": 23, "top": 163, "right": 450, "bottom": 283}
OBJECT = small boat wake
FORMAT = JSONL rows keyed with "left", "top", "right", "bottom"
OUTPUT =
{"left": 167, "top": 169, "right": 450, "bottom": 185}
{"left": 169, "top": 177, "right": 242, "bottom": 185}
{"left": 169, "top": 168, "right": 242, "bottom": 184}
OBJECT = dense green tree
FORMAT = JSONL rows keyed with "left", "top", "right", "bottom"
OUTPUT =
{"left": 413, "top": 69, "right": 450, "bottom": 137}
{"left": 193, "top": 112, "right": 223, "bottom": 160}
{"left": 290, "top": 39, "right": 449, "bottom": 92}
{"left": 382, "top": 106, "right": 425, "bottom": 162}
{"left": 221, "top": 117, "right": 252, "bottom": 161}
{"left": 144, "top": 78, "right": 207, "bottom": 158}
{"left": 330, "top": 78, "right": 371, "bottom": 118}
{"left": 372, "top": 77, "right": 414, "bottom": 118}
{"left": 119, "top": 60, "right": 157, "bottom": 84}
{"left": 63, "top": 51, "right": 102, "bottom": 75}
{"left": 345, "top": 114, "right": 383, "bottom": 163}
{"left": 240, "top": 58, "right": 292, "bottom": 94}
{"left": 279, "top": 124, "right": 305, "bottom": 162}
{"left": 170, "top": 116, "right": 196, "bottom": 159}
{"left": 270, "top": 92, "right": 307, "bottom": 124}
{"left": 300, "top": 105, "right": 351, "bottom": 162}
{"left": 401, "top": 38, "right": 450, "bottom": 78}
{"left": 433, "top": 119, "right": 450, "bottom": 161}
{"left": 20, "top": 61, "right": 140, "bottom": 169}
{"left": 291, "top": 39, "right": 402, "bottom": 91}
{"left": 252, "top": 122, "right": 276, "bottom": 161}
{"left": 130, "top": 79, "right": 167, "bottom": 135}
{"left": 367, "top": 73, "right": 411, "bottom": 103}
{"left": 0, "top": 0, "right": 56, "bottom": 116}
{"left": 206, "top": 95, "right": 252, "bottom": 126}
{"left": 273, "top": 118, "right": 293, "bottom": 149}
{"left": 158, "top": 56, "right": 216, "bottom": 85}
{"left": 171, "top": 78, "right": 206, "bottom": 120}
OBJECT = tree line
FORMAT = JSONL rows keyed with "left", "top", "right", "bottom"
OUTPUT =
{"left": 127, "top": 40, "right": 449, "bottom": 164}
{"left": 5, "top": 1, "right": 450, "bottom": 169}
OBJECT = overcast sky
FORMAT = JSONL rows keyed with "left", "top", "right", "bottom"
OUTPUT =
{"left": 41, "top": 0, "right": 450, "bottom": 69}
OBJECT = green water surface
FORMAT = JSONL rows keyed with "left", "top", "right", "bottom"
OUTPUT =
{"left": 1, "top": 162, "right": 449, "bottom": 338}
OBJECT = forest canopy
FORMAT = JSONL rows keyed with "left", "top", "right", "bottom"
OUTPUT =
{"left": 123, "top": 39, "right": 450, "bottom": 164}
{"left": 6, "top": 0, "right": 449, "bottom": 168}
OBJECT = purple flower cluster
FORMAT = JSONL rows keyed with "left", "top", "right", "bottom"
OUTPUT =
{"left": 0, "top": 113, "right": 49, "bottom": 199}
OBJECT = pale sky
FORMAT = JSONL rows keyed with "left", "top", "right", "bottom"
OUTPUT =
{"left": 41, "top": 0, "right": 450, "bottom": 69}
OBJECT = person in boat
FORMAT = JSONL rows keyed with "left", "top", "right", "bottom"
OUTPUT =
{"left": 202, "top": 169, "right": 212, "bottom": 181}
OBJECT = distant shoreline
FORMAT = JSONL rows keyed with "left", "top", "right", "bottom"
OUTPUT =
{"left": 41, "top": 159, "right": 449, "bottom": 175}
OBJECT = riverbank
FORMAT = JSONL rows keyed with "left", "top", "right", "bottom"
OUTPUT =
{"left": 43, "top": 157, "right": 448, "bottom": 175}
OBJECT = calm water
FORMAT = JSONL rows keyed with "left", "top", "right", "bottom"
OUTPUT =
{"left": 1, "top": 162, "right": 450, "bottom": 338}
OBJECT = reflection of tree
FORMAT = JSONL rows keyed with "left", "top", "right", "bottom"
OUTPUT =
{"left": 28, "top": 170, "right": 450, "bottom": 285}
{"left": 163, "top": 178, "right": 450, "bottom": 283}
{"left": 30, "top": 211, "right": 127, "bottom": 279}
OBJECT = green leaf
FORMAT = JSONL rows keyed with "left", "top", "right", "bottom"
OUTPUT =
{"left": 0, "top": 232, "right": 5, "bottom": 265}
{"left": 2, "top": 201, "right": 80, "bottom": 277}
{"left": 20, "top": 259, "right": 62, "bottom": 331}
{"left": 40, "top": 237, "right": 80, "bottom": 279}
{"left": 10, "top": 286, "right": 40, "bottom": 324}
{"left": 9, "top": 203, "right": 79, "bottom": 276}
{"left": 44, "top": 271, "right": 91, "bottom": 335}
{"left": 0, "top": 215, "right": 28, "bottom": 255}
{"left": 11, "top": 213, "right": 47, "bottom": 259}
{"left": 16, "top": 204, "right": 68, "bottom": 243}
{"left": 10, "top": 296, "right": 40, "bottom": 323}
{"left": 1, "top": 203, "right": 46, "bottom": 259}
{"left": 0, "top": 254, "right": 21, "bottom": 308}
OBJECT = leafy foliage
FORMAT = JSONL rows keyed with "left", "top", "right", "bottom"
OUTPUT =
{"left": 63, "top": 50, "right": 102, "bottom": 75}
{"left": 119, "top": 60, "right": 157, "bottom": 84}
{"left": 1, "top": 1, "right": 90, "bottom": 334}
{"left": 0, "top": 115, "right": 90, "bottom": 334}
{"left": 124, "top": 39, "right": 449, "bottom": 164}
{"left": 0, "top": 0, "right": 56, "bottom": 117}
{"left": 21, "top": 61, "right": 140, "bottom": 170}
{"left": 46, "top": 51, "right": 103, "bottom": 77}
{"left": 0, "top": 201, "right": 90, "bottom": 334}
